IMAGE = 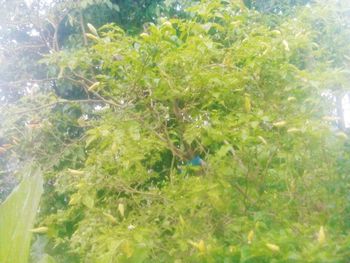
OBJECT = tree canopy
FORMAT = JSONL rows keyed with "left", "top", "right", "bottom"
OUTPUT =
{"left": 1, "top": 0, "right": 350, "bottom": 262}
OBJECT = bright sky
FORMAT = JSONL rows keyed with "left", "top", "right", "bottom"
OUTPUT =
{"left": 24, "top": 0, "right": 33, "bottom": 7}
{"left": 24, "top": 0, "right": 54, "bottom": 7}
{"left": 343, "top": 96, "right": 350, "bottom": 128}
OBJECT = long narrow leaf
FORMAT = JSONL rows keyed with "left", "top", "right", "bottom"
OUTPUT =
{"left": 0, "top": 170, "right": 43, "bottom": 263}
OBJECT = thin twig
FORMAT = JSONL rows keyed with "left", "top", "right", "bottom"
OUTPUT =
{"left": 79, "top": 11, "right": 88, "bottom": 46}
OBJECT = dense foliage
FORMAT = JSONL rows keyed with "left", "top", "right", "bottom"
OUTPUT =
{"left": 1, "top": 0, "right": 350, "bottom": 262}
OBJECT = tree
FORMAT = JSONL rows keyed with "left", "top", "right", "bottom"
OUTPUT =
{"left": 0, "top": 0, "right": 177, "bottom": 201}
{"left": 1, "top": 0, "right": 350, "bottom": 262}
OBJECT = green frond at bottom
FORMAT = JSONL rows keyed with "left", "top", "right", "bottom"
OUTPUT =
{"left": 0, "top": 170, "right": 43, "bottom": 263}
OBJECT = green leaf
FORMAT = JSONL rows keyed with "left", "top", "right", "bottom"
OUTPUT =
{"left": 82, "top": 195, "right": 94, "bottom": 209}
{"left": 0, "top": 170, "right": 43, "bottom": 263}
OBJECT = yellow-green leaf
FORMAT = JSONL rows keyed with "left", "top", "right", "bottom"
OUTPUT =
{"left": 103, "top": 212, "right": 118, "bottom": 224}
{"left": 87, "top": 23, "right": 99, "bottom": 36}
{"left": 30, "top": 227, "right": 48, "bottom": 234}
{"left": 273, "top": 121, "right": 287, "bottom": 127}
{"left": 83, "top": 196, "right": 94, "bottom": 209}
{"left": 88, "top": 82, "right": 100, "bottom": 92}
{"left": 118, "top": 203, "right": 125, "bottom": 217}
{"left": 247, "top": 230, "right": 254, "bottom": 244}
{"left": 318, "top": 226, "right": 326, "bottom": 244}
{"left": 244, "top": 94, "right": 251, "bottom": 113}
{"left": 85, "top": 33, "right": 99, "bottom": 41}
{"left": 266, "top": 243, "right": 280, "bottom": 252}
{"left": 67, "top": 169, "right": 84, "bottom": 175}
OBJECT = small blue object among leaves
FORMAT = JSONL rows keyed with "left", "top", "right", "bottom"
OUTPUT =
{"left": 187, "top": 156, "right": 204, "bottom": 166}
{"left": 178, "top": 156, "right": 206, "bottom": 173}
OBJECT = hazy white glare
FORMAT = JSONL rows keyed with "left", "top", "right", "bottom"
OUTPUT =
{"left": 24, "top": 0, "right": 33, "bottom": 7}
